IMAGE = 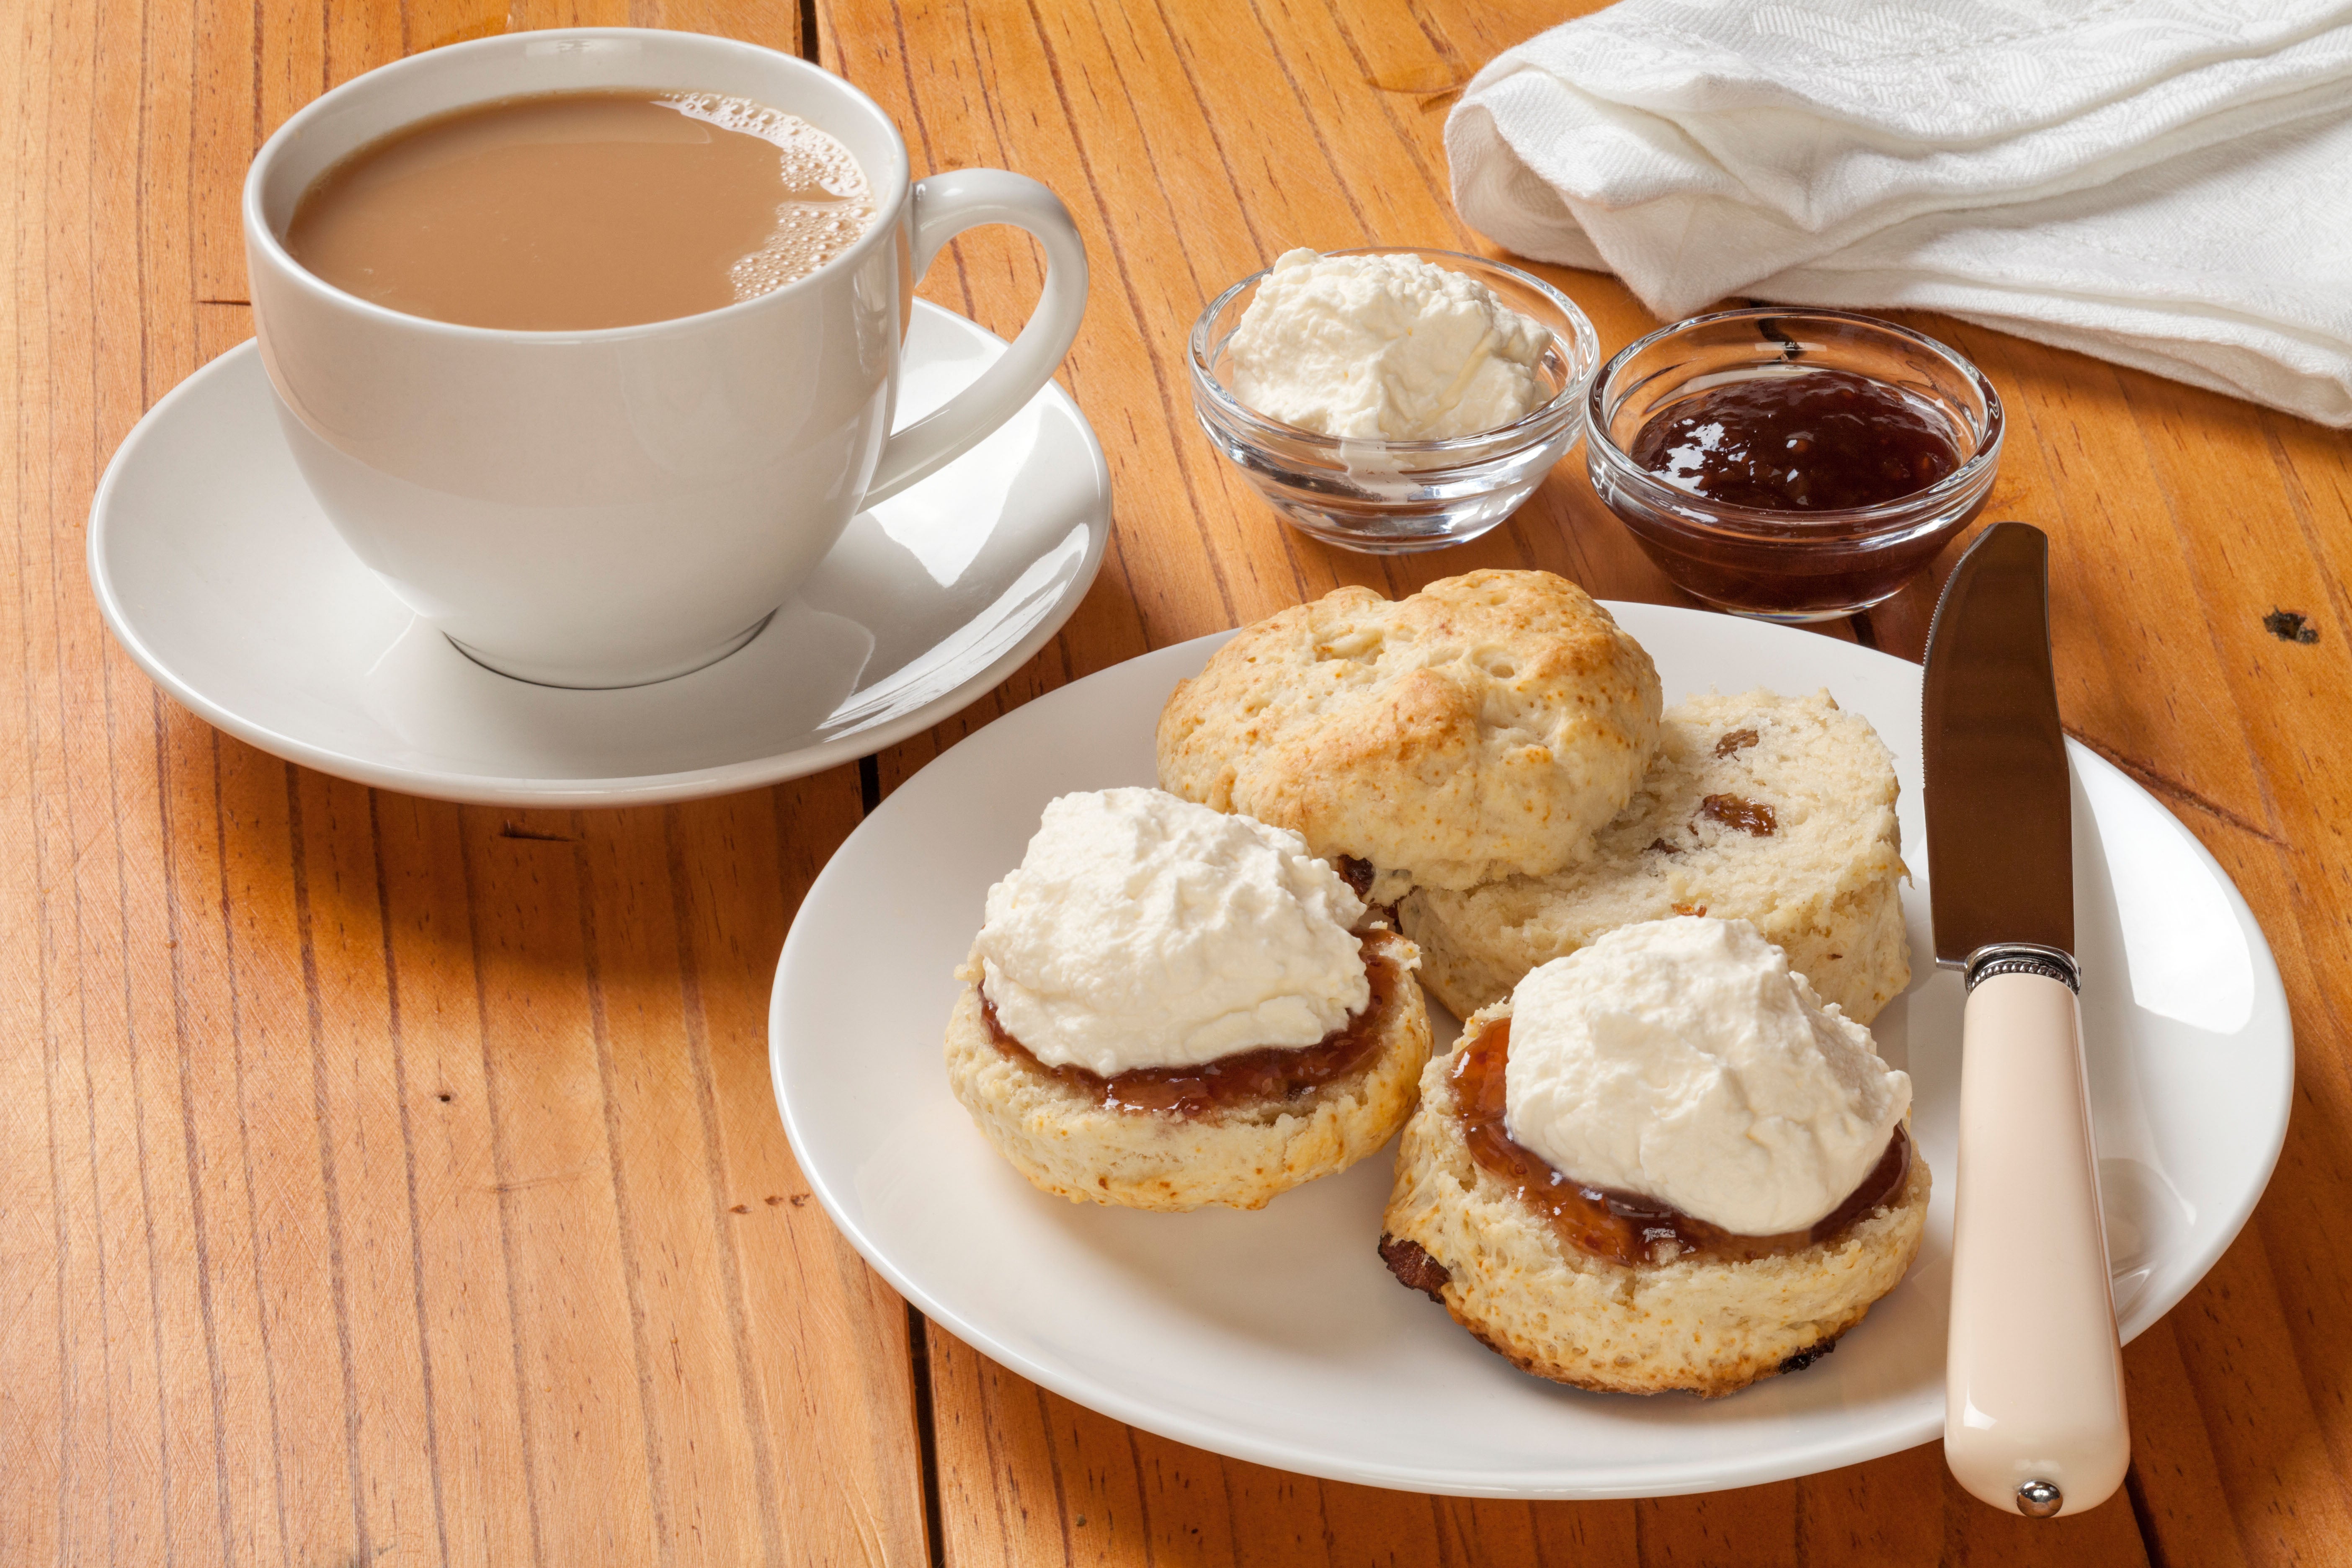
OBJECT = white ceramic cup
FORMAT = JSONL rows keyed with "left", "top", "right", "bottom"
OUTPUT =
{"left": 244, "top": 29, "right": 1088, "bottom": 688}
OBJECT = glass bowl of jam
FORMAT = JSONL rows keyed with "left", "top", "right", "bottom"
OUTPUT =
{"left": 1586, "top": 308, "right": 2002, "bottom": 621}
{"left": 1189, "top": 248, "right": 1602, "bottom": 554}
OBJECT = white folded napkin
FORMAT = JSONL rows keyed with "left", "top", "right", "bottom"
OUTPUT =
{"left": 1447, "top": 0, "right": 2352, "bottom": 425}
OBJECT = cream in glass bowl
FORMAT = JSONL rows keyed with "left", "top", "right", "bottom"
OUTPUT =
{"left": 1189, "top": 248, "right": 1600, "bottom": 554}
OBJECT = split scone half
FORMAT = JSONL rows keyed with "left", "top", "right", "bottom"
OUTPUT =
{"left": 1380, "top": 920, "right": 1928, "bottom": 1397}
{"left": 1156, "top": 569, "right": 1662, "bottom": 904}
{"left": 947, "top": 924, "right": 1430, "bottom": 1212}
{"left": 946, "top": 787, "right": 1431, "bottom": 1213}
{"left": 1400, "top": 689, "right": 1909, "bottom": 1024}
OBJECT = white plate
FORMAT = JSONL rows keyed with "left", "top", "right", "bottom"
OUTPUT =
{"left": 86, "top": 302, "right": 1109, "bottom": 807}
{"left": 770, "top": 606, "right": 2292, "bottom": 1498}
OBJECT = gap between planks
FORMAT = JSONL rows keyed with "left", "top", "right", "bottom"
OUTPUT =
{"left": 862, "top": 729, "right": 949, "bottom": 1567}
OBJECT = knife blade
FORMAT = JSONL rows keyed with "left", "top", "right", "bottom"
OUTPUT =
{"left": 1922, "top": 521, "right": 2128, "bottom": 1520}
{"left": 1923, "top": 522, "right": 2072, "bottom": 964}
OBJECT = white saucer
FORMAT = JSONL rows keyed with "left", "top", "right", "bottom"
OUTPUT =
{"left": 87, "top": 302, "right": 1110, "bottom": 806}
{"left": 770, "top": 606, "right": 2293, "bottom": 1499}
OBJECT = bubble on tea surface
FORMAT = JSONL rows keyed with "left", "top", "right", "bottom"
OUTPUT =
{"left": 660, "top": 93, "right": 877, "bottom": 297}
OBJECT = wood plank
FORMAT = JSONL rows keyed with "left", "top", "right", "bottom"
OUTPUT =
{"left": 2093, "top": 370, "right": 2352, "bottom": 1568}
{"left": 2, "top": 0, "right": 935, "bottom": 1562}
{"left": 370, "top": 789, "right": 542, "bottom": 1568}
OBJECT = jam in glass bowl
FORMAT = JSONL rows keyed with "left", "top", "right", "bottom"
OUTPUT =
{"left": 1586, "top": 308, "right": 2002, "bottom": 622}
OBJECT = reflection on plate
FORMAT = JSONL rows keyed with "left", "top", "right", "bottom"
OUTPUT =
{"left": 87, "top": 301, "right": 1109, "bottom": 805}
{"left": 770, "top": 605, "right": 2292, "bottom": 1499}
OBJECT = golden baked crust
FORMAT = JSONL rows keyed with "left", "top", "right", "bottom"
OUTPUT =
{"left": 944, "top": 929, "right": 1433, "bottom": 1212}
{"left": 1380, "top": 1004, "right": 1929, "bottom": 1397}
{"left": 1401, "top": 689, "right": 1910, "bottom": 1024}
{"left": 1155, "top": 571, "right": 1662, "bottom": 902}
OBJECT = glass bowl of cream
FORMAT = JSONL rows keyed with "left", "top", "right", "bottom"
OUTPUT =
{"left": 1189, "top": 248, "right": 1601, "bottom": 554}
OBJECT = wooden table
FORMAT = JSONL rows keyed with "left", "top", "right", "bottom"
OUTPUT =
{"left": 7, "top": 1, "right": 2347, "bottom": 1562}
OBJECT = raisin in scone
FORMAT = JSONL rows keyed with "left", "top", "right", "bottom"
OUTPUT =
{"left": 1401, "top": 689, "right": 1909, "bottom": 1024}
{"left": 947, "top": 788, "right": 1431, "bottom": 1212}
{"left": 1155, "top": 570, "right": 1661, "bottom": 904}
{"left": 1380, "top": 918, "right": 1928, "bottom": 1397}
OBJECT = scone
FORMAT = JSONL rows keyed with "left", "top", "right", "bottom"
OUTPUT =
{"left": 947, "top": 924, "right": 1430, "bottom": 1212}
{"left": 947, "top": 787, "right": 1431, "bottom": 1212}
{"left": 1401, "top": 689, "right": 1909, "bottom": 1024}
{"left": 1380, "top": 919, "right": 1928, "bottom": 1397}
{"left": 1155, "top": 570, "right": 1662, "bottom": 903}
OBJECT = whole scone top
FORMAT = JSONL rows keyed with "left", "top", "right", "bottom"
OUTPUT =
{"left": 966, "top": 788, "right": 1372, "bottom": 1077}
{"left": 1503, "top": 916, "right": 1911, "bottom": 1235}
{"left": 1155, "top": 570, "right": 1662, "bottom": 902}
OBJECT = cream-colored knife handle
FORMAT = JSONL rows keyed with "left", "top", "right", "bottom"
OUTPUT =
{"left": 1945, "top": 966, "right": 2129, "bottom": 1516}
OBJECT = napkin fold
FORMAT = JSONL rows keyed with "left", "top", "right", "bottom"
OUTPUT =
{"left": 1447, "top": 0, "right": 2352, "bottom": 425}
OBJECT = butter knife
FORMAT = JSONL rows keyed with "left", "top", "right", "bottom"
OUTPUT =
{"left": 1922, "top": 521, "right": 2129, "bottom": 1517}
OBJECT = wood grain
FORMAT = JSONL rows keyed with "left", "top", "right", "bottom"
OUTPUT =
{"left": 3, "top": 2, "right": 930, "bottom": 1564}
{"left": 5, "top": 0, "right": 2349, "bottom": 1563}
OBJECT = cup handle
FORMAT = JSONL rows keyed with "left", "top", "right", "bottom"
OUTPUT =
{"left": 860, "top": 169, "right": 1089, "bottom": 508}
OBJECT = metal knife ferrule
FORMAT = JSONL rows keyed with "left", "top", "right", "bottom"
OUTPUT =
{"left": 1960, "top": 944, "right": 2080, "bottom": 993}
